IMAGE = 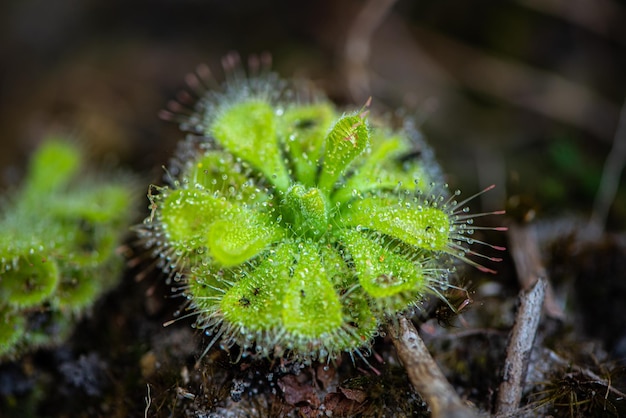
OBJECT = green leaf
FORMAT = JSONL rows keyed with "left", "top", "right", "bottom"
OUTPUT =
{"left": 48, "top": 185, "right": 131, "bottom": 263}
{"left": 220, "top": 244, "right": 294, "bottom": 332}
{"left": 335, "top": 287, "right": 378, "bottom": 351}
{"left": 159, "top": 189, "right": 230, "bottom": 250}
{"left": 53, "top": 263, "right": 105, "bottom": 310}
{"left": 282, "top": 243, "right": 343, "bottom": 338}
{"left": 344, "top": 196, "right": 450, "bottom": 251}
{"left": 207, "top": 211, "right": 283, "bottom": 267}
{"left": 317, "top": 113, "right": 369, "bottom": 193}
{"left": 161, "top": 187, "right": 282, "bottom": 266}
{"left": 24, "top": 139, "right": 81, "bottom": 195}
{"left": 278, "top": 103, "right": 336, "bottom": 186}
{"left": 210, "top": 100, "right": 290, "bottom": 191}
{"left": 282, "top": 185, "right": 329, "bottom": 238}
{"left": 186, "top": 151, "right": 266, "bottom": 203}
{"left": 335, "top": 133, "right": 430, "bottom": 203}
{"left": 1, "top": 255, "right": 60, "bottom": 308}
{"left": 50, "top": 184, "right": 131, "bottom": 224}
{"left": 341, "top": 230, "right": 424, "bottom": 301}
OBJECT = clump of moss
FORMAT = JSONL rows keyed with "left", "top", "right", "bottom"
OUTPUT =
{"left": 0, "top": 139, "right": 134, "bottom": 359}
{"left": 527, "top": 360, "right": 626, "bottom": 418}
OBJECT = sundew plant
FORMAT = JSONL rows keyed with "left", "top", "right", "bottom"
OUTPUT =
{"left": 0, "top": 139, "right": 134, "bottom": 359}
{"left": 137, "top": 57, "right": 504, "bottom": 362}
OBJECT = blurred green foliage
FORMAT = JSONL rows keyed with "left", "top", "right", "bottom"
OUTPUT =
{"left": 0, "top": 139, "right": 134, "bottom": 359}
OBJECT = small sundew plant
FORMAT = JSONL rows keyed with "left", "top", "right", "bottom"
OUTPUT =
{"left": 0, "top": 139, "right": 134, "bottom": 359}
{"left": 137, "top": 57, "right": 504, "bottom": 362}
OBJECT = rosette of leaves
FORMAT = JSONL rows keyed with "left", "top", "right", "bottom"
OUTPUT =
{"left": 0, "top": 139, "right": 134, "bottom": 359}
{"left": 138, "top": 69, "right": 499, "bottom": 361}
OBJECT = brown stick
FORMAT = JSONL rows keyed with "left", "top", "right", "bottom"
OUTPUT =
{"left": 589, "top": 98, "right": 626, "bottom": 236}
{"left": 507, "top": 223, "right": 564, "bottom": 320}
{"left": 495, "top": 277, "right": 546, "bottom": 416}
{"left": 388, "top": 317, "right": 479, "bottom": 418}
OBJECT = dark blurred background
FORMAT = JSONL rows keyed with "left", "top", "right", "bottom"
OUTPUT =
{"left": 1, "top": 0, "right": 625, "bottom": 227}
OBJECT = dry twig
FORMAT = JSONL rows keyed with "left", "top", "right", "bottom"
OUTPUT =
{"left": 495, "top": 277, "right": 547, "bottom": 416}
{"left": 589, "top": 99, "right": 626, "bottom": 236}
{"left": 388, "top": 317, "right": 479, "bottom": 418}
{"left": 507, "top": 223, "right": 564, "bottom": 320}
